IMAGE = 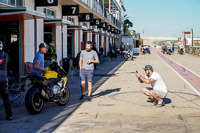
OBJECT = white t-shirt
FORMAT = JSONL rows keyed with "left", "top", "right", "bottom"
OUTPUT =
{"left": 180, "top": 44, "right": 184, "bottom": 49}
{"left": 146, "top": 72, "right": 167, "bottom": 93}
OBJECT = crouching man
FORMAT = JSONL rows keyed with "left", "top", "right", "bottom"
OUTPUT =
{"left": 136, "top": 65, "right": 168, "bottom": 107}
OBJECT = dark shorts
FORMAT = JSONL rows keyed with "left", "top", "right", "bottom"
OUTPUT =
{"left": 80, "top": 69, "right": 94, "bottom": 82}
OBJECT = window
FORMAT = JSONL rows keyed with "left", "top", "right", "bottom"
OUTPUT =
{"left": 43, "top": 8, "right": 56, "bottom": 18}
{"left": 0, "top": 0, "right": 23, "bottom": 7}
{"left": 8, "top": 0, "right": 15, "bottom": 6}
{"left": 67, "top": 17, "right": 74, "bottom": 23}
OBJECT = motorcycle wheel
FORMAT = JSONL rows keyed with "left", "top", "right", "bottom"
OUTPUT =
{"left": 180, "top": 50, "right": 183, "bottom": 55}
{"left": 123, "top": 54, "right": 129, "bottom": 61}
{"left": 57, "top": 86, "right": 70, "bottom": 106}
{"left": 25, "top": 88, "right": 44, "bottom": 114}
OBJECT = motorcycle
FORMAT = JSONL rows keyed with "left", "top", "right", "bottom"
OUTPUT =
{"left": 179, "top": 48, "right": 184, "bottom": 55}
{"left": 25, "top": 62, "right": 70, "bottom": 114}
{"left": 167, "top": 46, "right": 173, "bottom": 55}
{"left": 123, "top": 49, "right": 134, "bottom": 61}
{"left": 142, "top": 47, "right": 151, "bottom": 54}
{"left": 162, "top": 47, "right": 168, "bottom": 54}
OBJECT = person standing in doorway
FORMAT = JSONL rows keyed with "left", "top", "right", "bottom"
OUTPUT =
{"left": 99, "top": 45, "right": 104, "bottom": 64}
{"left": 0, "top": 41, "right": 13, "bottom": 120}
{"left": 120, "top": 42, "right": 125, "bottom": 58}
{"left": 79, "top": 41, "right": 99, "bottom": 101}
{"left": 92, "top": 42, "right": 98, "bottom": 70}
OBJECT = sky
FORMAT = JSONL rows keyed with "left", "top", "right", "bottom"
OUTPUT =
{"left": 123, "top": 0, "right": 200, "bottom": 38}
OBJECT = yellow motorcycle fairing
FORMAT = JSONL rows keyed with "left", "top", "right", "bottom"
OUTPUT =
{"left": 42, "top": 71, "right": 58, "bottom": 79}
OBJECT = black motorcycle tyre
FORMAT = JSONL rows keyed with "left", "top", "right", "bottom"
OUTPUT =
{"left": 25, "top": 88, "right": 44, "bottom": 114}
{"left": 57, "top": 86, "right": 70, "bottom": 106}
{"left": 123, "top": 53, "right": 129, "bottom": 61}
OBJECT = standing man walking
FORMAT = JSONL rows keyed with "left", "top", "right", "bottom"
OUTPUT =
{"left": 172, "top": 44, "right": 175, "bottom": 53}
{"left": 0, "top": 41, "right": 12, "bottom": 120}
{"left": 79, "top": 41, "right": 99, "bottom": 101}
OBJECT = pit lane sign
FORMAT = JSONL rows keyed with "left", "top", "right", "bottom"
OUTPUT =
{"left": 79, "top": 13, "right": 93, "bottom": 22}
{"left": 62, "top": 5, "right": 79, "bottom": 16}
{"left": 35, "top": 0, "right": 58, "bottom": 6}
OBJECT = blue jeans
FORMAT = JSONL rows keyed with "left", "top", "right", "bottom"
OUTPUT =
{"left": 98, "top": 54, "right": 103, "bottom": 64}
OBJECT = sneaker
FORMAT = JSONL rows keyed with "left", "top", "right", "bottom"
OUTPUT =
{"left": 5, "top": 116, "right": 13, "bottom": 120}
{"left": 156, "top": 101, "right": 165, "bottom": 107}
{"left": 87, "top": 96, "right": 92, "bottom": 101}
{"left": 79, "top": 95, "right": 85, "bottom": 100}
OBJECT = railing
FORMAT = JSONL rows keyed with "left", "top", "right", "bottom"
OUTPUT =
{"left": 79, "top": 0, "right": 122, "bottom": 29}
{"left": 0, "top": 0, "right": 23, "bottom": 7}
{"left": 185, "top": 46, "right": 200, "bottom": 55}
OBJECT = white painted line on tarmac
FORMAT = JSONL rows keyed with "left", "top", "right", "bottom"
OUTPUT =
{"left": 156, "top": 53, "right": 200, "bottom": 96}
{"left": 160, "top": 54, "right": 200, "bottom": 78}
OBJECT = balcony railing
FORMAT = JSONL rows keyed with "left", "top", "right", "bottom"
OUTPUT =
{"left": 79, "top": 0, "right": 121, "bottom": 29}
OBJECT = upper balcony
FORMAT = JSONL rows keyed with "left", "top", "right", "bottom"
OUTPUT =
{"left": 0, "top": 0, "right": 123, "bottom": 31}
{"left": 75, "top": 0, "right": 122, "bottom": 30}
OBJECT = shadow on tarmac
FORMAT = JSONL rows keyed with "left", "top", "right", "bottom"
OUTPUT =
{"left": 147, "top": 97, "right": 172, "bottom": 105}
{"left": 0, "top": 57, "right": 125, "bottom": 133}
{"left": 92, "top": 88, "right": 121, "bottom": 99}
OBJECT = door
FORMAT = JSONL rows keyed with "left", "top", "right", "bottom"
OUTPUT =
{"left": 67, "top": 30, "right": 74, "bottom": 58}
{"left": 0, "top": 21, "right": 21, "bottom": 82}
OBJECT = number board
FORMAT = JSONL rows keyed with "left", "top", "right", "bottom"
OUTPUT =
{"left": 62, "top": 5, "right": 79, "bottom": 16}
{"left": 102, "top": 22, "right": 108, "bottom": 30}
{"left": 115, "top": 29, "right": 118, "bottom": 34}
{"left": 107, "top": 25, "right": 112, "bottom": 32}
{"left": 90, "top": 19, "right": 101, "bottom": 26}
{"left": 111, "top": 27, "right": 115, "bottom": 33}
{"left": 79, "top": 13, "right": 93, "bottom": 22}
{"left": 35, "top": 0, "right": 58, "bottom": 6}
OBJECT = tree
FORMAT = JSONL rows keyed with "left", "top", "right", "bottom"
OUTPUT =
{"left": 124, "top": 14, "right": 133, "bottom": 35}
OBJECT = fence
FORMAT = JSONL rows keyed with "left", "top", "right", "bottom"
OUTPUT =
{"left": 185, "top": 46, "right": 200, "bottom": 56}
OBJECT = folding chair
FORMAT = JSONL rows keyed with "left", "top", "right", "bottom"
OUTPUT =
{"left": 9, "top": 76, "right": 28, "bottom": 106}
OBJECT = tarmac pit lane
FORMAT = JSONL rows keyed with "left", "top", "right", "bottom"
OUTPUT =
{"left": 108, "top": 91, "right": 200, "bottom": 109}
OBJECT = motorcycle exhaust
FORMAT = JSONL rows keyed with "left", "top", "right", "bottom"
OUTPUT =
{"left": 41, "top": 89, "right": 50, "bottom": 100}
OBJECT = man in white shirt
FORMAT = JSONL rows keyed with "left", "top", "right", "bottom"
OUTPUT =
{"left": 136, "top": 65, "right": 168, "bottom": 107}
